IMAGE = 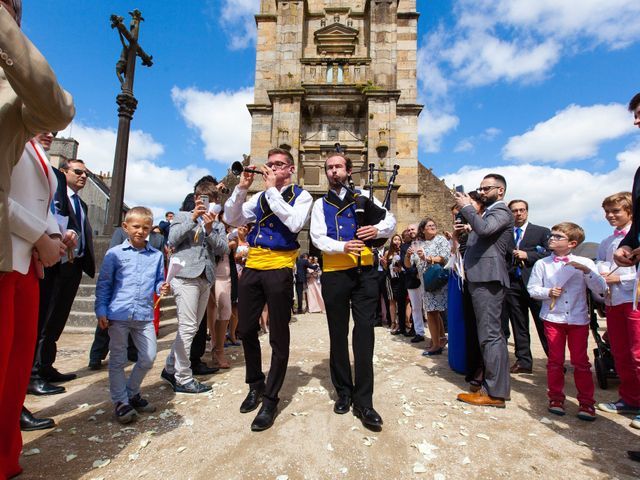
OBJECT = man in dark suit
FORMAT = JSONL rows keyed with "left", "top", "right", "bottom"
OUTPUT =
{"left": 502, "top": 199, "right": 550, "bottom": 373}
{"left": 294, "top": 253, "right": 312, "bottom": 313}
{"left": 454, "top": 173, "right": 514, "bottom": 408}
{"left": 29, "top": 157, "right": 95, "bottom": 394}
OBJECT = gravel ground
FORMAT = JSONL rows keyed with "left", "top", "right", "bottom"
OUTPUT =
{"left": 20, "top": 313, "right": 640, "bottom": 480}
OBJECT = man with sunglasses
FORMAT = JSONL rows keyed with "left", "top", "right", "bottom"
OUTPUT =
{"left": 454, "top": 173, "right": 514, "bottom": 408}
{"left": 224, "top": 147, "right": 312, "bottom": 431}
{"left": 30, "top": 157, "right": 95, "bottom": 394}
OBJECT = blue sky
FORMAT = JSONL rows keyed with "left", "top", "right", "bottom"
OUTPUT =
{"left": 23, "top": 0, "right": 640, "bottom": 241}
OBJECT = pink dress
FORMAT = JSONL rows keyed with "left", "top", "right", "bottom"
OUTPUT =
{"left": 306, "top": 268, "right": 325, "bottom": 313}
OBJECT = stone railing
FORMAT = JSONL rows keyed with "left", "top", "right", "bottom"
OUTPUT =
{"left": 301, "top": 61, "right": 370, "bottom": 86}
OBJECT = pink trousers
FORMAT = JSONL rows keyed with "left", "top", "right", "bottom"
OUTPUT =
{"left": 605, "top": 303, "right": 640, "bottom": 406}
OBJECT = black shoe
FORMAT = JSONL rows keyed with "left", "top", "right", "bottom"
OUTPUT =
{"left": 129, "top": 393, "right": 156, "bottom": 413}
{"left": 88, "top": 360, "right": 102, "bottom": 370}
{"left": 403, "top": 330, "right": 415, "bottom": 337}
{"left": 27, "top": 378, "right": 65, "bottom": 396}
{"left": 410, "top": 334, "right": 425, "bottom": 343}
{"left": 191, "top": 363, "right": 220, "bottom": 376}
{"left": 175, "top": 379, "right": 212, "bottom": 394}
{"left": 20, "top": 407, "right": 55, "bottom": 431}
{"left": 390, "top": 329, "right": 403, "bottom": 336}
{"left": 161, "top": 368, "right": 176, "bottom": 389}
{"left": 334, "top": 395, "right": 351, "bottom": 415}
{"left": 240, "top": 388, "right": 264, "bottom": 413}
{"left": 39, "top": 367, "right": 77, "bottom": 383}
{"left": 628, "top": 451, "right": 640, "bottom": 462}
{"left": 251, "top": 404, "right": 277, "bottom": 431}
{"left": 353, "top": 405, "right": 383, "bottom": 431}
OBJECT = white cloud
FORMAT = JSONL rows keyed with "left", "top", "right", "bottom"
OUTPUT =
{"left": 171, "top": 86, "right": 253, "bottom": 165}
{"left": 418, "top": 108, "right": 459, "bottom": 153}
{"left": 503, "top": 103, "right": 635, "bottom": 163}
{"left": 219, "top": 0, "right": 260, "bottom": 50}
{"left": 454, "top": 139, "right": 474, "bottom": 153}
{"left": 58, "top": 122, "right": 209, "bottom": 220}
{"left": 443, "top": 141, "right": 640, "bottom": 240}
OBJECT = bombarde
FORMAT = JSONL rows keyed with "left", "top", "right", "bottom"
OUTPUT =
{"left": 231, "top": 161, "right": 263, "bottom": 176}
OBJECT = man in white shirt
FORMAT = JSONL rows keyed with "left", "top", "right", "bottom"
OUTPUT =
{"left": 310, "top": 153, "right": 395, "bottom": 431}
{"left": 224, "top": 147, "right": 312, "bottom": 432}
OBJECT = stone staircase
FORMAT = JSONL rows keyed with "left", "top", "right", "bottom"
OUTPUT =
{"left": 67, "top": 274, "right": 177, "bottom": 329}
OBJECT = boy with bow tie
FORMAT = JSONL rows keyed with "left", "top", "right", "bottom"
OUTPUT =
{"left": 527, "top": 222, "right": 606, "bottom": 421}
{"left": 595, "top": 193, "right": 640, "bottom": 425}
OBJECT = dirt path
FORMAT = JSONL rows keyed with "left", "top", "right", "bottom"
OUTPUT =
{"left": 21, "top": 314, "right": 640, "bottom": 479}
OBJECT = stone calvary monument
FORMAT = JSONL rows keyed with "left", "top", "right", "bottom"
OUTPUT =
{"left": 228, "top": 0, "right": 454, "bottom": 233}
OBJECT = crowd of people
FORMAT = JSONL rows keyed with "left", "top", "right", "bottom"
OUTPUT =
{"left": 1, "top": 1, "right": 640, "bottom": 477}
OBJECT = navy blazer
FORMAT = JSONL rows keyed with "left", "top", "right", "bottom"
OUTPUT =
{"left": 621, "top": 165, "right": 640, "bottom": 250}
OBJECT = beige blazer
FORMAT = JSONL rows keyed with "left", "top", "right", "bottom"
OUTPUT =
{"left": 9, "top": 141, "right": 61, "bottom": 274}
{"left": 0, "top": 5, "right": 75, "bottom": 272}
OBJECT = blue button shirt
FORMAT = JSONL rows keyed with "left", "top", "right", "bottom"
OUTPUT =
{"left": 95, "top": 239, "right": 165, "bottom": 321}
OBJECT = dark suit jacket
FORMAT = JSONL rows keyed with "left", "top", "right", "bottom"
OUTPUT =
{"left": 295, "top": 257, "right": 313, "bottom": 283}
{"left": 461, "top": 201, "right": 514, "bottom": 286}
{"left": 63, "top": 187, "right": 95, "bottom": 278}
{"left": 621, "top": 165, "right": 640, "bottom": 250}
{"left": 506, "top": 223, "right": 550, "bottom": 285}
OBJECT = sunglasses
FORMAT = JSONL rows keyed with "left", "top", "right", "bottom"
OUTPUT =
{"left": 67, "top": 168, "right": 87, "bottom": 176}
{"left": 476, "top": 185, "right": 500, "bottom": 193}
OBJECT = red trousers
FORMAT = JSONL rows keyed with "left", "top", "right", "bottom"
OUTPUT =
{"left": 605, "top": 303, "right": 640, "bottom": 406}
{"left": 544, "top": 321, "right": 594, "bottom": 407}
{"left": 0, "top": 264, "right": 39, "bottom": 479}
{"left": 153, "top": 293, "right": 160, "bottom": 336}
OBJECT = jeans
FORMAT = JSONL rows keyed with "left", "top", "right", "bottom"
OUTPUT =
{"left": 108, "top": 320, "right": 156, "bottom": 405}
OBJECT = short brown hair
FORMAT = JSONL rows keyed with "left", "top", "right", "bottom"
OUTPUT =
{"left": 324, "top": 152, "right": 353, "bottom": 172}
{"left": 125, "top": 206, "right": 154, "bottom": 223}
{"left": 194, "top": 179, "right": 219, "bottom": 201}
{"left": 602, "top": 192, "right": 632, "bottom": 214}
{"left": 552, "top": 222, "right": 585, "bottom": 245}
{"left": 268, "top": 147, "right": 294, "bottom": 165}
{"left": 508, "top": 199, "right": 529, "bottom": 210}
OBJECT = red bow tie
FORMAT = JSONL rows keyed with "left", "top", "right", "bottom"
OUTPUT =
{"left": 613, "top": 229, "right": 627, "bottom": 237}
{"left": 553, "top": 256, "right": 569, "bottom": 263}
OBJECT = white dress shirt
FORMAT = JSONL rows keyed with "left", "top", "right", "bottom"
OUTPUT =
{"left": 309, "top": 187, "right": 396, "bottom": 254}
{"left": 527, "top": 254, "right": 607, "bottom": 325}
{"left": 223, "top": 184, "right": 312, "bottom": 233}
{"left": 596, "top": 226, "right": 636, "bottom": 306}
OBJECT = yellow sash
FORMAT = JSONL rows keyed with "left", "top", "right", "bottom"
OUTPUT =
{"left": 322, "top": 246, "right": 373, "bottom": 272}
{"left": 246, "top": 247, "right": 298, "bottom": 270}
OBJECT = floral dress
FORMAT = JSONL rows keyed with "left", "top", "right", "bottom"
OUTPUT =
{"left": 411, "top": 234, "right": 450, "bottom": 313}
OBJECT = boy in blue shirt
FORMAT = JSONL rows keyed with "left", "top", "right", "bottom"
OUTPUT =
{"left": 95, "top": 206, "right": 169, "bottom": 424}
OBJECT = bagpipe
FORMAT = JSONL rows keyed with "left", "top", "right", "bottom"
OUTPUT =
{"left": 334, "top": 144, "right": 399, "bottom": 249}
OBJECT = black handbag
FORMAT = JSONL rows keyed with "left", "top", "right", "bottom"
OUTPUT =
{"left": 422, "top": 264, "right": 449, "bottom": 292}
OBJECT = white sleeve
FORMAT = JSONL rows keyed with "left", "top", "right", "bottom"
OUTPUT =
{"left": 264, "top": 187, "right": 313, "bottom": 233}
{"left": 223, "top": 186, "right": 257, "bottom": 227}
{"left": 527, "top": 260, "right": 551, "bottom": 301}
{"left": 310, "top": 198, "right": 346, "bottom": 253}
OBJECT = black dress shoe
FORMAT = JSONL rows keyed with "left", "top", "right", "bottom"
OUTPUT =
{"left": 20, "top": 407, "right": 55, "bottom": 431}
{"left": 88, "top": 360, "right": 102, "bottom": 370}
{"left": 353, "top": 405, "right": 383, "bottom": 431}
{"left": 39, "top": 367, "right": 77, "bottom": 383}
{"left": 410, "top": 334, "right": 425, "bottom": 343}
{"left": 334, "top": 395, "right": 351, "bottom": 414}
{"left": 27, "top": 378, "right": 65, "bottom": 396}
{"left": 240, "top": 388, "right": 264, "bottom": 413}
{"left": 251, "top": 404, "right": 277, "bottom": 431}
{"left": 191, "top": 363, "right": 220, "bottom": 376}
{"left": 403, "top": 329, "right": 416, "bottom": 337}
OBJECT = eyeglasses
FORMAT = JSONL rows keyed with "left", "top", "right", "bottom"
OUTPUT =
{"left": 476, "top": 185, "right": 500, "bottom": 193}
{"left": 265, "top": 161, "right": 291, "bottom": 170}
{"left": 425, "top": 224, "right": 437, "bottom": 228}
{"left": 67, "top": 168, "right": 87, "bottom": 176}
{"left": 549, "top": 234, "right": 568, "bottom": 241}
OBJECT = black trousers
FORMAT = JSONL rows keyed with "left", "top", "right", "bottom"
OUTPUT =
{"left": 294, "top": 281, "right": 305, "bottom": 313}
{"left": 321, "top": 267, "right": 378, "bottom": 408}
{"left": 237, "top": 267, "right": 293, "bottom": 407}
{"left": 34, "top": 260, "right": 83, "bottom": 374}
{"left": 502, "top": 278, "right": 548, "bottom": 369}
{"left": 189, "top": 312, "right": 208, "bottom": 366}
{"left": 395, "top": 275, "right": 409, "bottom": 334}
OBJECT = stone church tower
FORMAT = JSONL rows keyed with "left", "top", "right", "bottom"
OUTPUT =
{"left": 244, "top": 0, "right": 454, "bottom": 233}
